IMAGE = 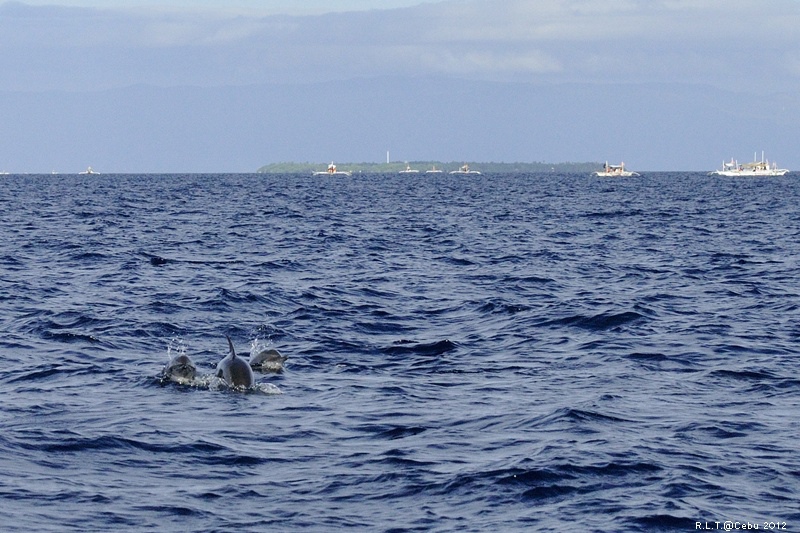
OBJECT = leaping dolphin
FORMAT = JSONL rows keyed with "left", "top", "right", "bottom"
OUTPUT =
{"left": 216, "top": 335, "right": 255, "bottom": 388}
{"left": 163, "top": 353, "right": 197, "bottom": 384}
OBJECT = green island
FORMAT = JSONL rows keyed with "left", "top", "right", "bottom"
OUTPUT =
{"left": 257, "top": 161, "right": 601, "bottom": 174}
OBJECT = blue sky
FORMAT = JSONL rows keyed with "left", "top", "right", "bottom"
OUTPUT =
{"left": 3, "top": 0, "right": 799, "bottom": 92}
{"left": 1, "top": 0, "right": 799, "bottom": 171}
{"left": 18, "top": 0, "right": 432, "bottom": 15}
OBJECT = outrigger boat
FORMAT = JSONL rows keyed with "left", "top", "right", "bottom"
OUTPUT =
{"left": 313, "top": 162, "right": 352, "bottom": 176}
{"left": 399, "top": 163, "right": 419, "bottom": 174}
{"left": 594, "top": 161, "right": 638, "bottom": 177}
{"left": 425, "top": 165, "right": 443, "bottom": 174}
{"left": 449, "top": 164, "right": 481, "bottom": 175}
{"left": 79, "top": 166, "right": 100, "bottom": 175}
{"left": 710, "top": 152, "right": 788, "bottom": 176}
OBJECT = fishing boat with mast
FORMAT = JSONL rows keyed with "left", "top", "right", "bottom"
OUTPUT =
{"left": 425, "top": 165, "right": 443, "bottom": 174}
{"left": 313, "top": 162, "right": 352, "bottom": 176}
{"left": 449, "top": 164, "right": 481, "bottom": 175}
{"left": 399, "top": 163, "right": 419, "bottom": 174}
{"left": 594, "top": 161, "right": 639, "bottom": 177}
{"left": 710, "top": 151, "right": 789, "bottom": 176}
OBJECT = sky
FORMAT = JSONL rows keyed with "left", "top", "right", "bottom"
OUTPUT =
{"left": 3, "top": 0, "right": 799, "bottom": 92}
{"left": 1, "top": 0, "right": 799, "bottom": 171}
{"left": 16, "top": 0, "right": 431, "bottom": 15}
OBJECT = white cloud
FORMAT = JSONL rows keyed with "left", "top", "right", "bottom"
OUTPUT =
{"left": 0, "top": 0, "right": 798, "bottom": 92}
{"left": 136, "top": 17, "right": 282, "bottom": 47}
{"left": 138, "top": 20, "right": 206, "bottom": 46}
{"left": 14, "top": 0, "right": 443, "bottom": 16}
{"left": 428, "top": 0, "right": 800, "bottom": 44}
{"left": 419, "top": 49, "right": 562, "bottom": 75}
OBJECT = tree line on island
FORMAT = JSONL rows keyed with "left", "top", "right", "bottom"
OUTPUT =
{"left": 257, "top": 161, "right": 601, "bottom": 174}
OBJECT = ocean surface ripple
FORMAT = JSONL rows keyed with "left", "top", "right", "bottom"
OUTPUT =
{"left": 1, "top": 172, "right": 799, "bottom": 532}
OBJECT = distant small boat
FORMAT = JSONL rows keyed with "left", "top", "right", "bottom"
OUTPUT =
{"left": 79, "top": 166, "right": 99, "bottom": 175}
{"left": 399, "top": 163, "right": 419, "bottom": 174}
{"left": 594, "top": 162, "right": 638, "bottom": 177}
{"left": 425, "top": 165, "right": 443, "bottom": 174}
{"left": 313, "top": 162, "right": 352, "bottom": 176}
{"left": 449, "top": 164, "right": 481, "bottom": 175}
{"left": 710, "top": 152, "right": 788, "bottom": 176}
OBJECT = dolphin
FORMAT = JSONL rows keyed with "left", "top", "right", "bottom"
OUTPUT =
{"left": 163, "top": 353, "right": 197, "bottom": 384}
{"left": 249, "top": 347, "right": 288, "bottom": 373}
{"left": 216, "top": 335, "right": 255, "bottom": 388}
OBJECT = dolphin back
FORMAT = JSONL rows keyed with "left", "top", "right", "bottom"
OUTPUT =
{"left": 217, "top": 335, "right": 255, "bottom": 388}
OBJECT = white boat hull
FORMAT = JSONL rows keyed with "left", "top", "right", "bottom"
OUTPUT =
{"left": 594, "top": 171, "right": 639, "bottom": 177}
{"left": 314, "top": 162, "right": 351, "bottom": 176}
{"left": 711, "top": 169, "right": 788, "bottom": 177}
{"left": 711, "top": 153, "right": 789, "bottom": 177}
{"left": 594, "top": 161, "right": 638, "bottom": 177}
{"left": 450, "top": 164, "right": 480, "bottom": 175}
{"left": 79, "top": 166, "right": 99, "bottom": 175}
{"left": 313, "top": 171, "right": 352, "bottom": 176}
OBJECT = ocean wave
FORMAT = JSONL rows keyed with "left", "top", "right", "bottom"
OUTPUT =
{"left": 538, "top": 310, "right": 646, "bottom": 331}
{"left": 4, "top": 172, "right": 800, "bottom": 531}
{"left": 381, "top": 339, "right": 458, "bottom": 357}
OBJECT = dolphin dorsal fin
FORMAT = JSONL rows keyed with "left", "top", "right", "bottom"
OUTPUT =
{"left": 226, "top": 335, "right": 236, "bottom": 360}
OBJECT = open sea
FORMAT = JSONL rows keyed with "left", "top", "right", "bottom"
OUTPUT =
{"left": 1, "top": 171, "right": 799, "bottom": 532}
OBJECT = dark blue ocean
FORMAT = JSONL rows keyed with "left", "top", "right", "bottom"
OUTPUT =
{"left": 1, "top": 172, "right": 799, "bottom": 532}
